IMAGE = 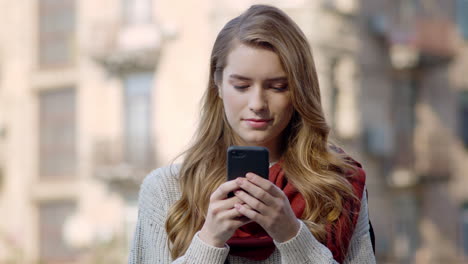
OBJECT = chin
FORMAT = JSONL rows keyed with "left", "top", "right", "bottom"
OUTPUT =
{"left": 240, "top": 135, "right": 271, "bottom": 146}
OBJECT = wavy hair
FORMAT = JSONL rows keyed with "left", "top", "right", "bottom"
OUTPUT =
{"left": 165, "top": 4, "right": 357, "bottom": 259}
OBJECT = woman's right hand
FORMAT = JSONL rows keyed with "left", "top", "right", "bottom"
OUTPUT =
{"left": 198, "top": 179, "right": 252, "bottom": 247}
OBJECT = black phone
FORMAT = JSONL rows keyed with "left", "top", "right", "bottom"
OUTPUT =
{"left": 226, "top": 146, "right": 269, "bottom": 182}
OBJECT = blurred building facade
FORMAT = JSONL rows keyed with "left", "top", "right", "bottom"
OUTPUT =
{"left": 355, "top": 0, "right": 468, "bottom": 263}
{"left": 0, "top": 0, "right": 213, "bottom": 263}
{"left": 0, "top": 0, "right": 467, "bottom": 263}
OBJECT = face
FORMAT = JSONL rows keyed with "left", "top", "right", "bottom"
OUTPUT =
{"left": 218, "top": 43, "right": 294, "bottom": 152}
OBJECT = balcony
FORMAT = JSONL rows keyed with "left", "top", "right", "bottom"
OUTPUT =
{"left": 88, "top": 21, "right": 166, "bottom": 74}
{"left": 92, "top": 138, "right": 154, "bottom": 193}
{"left": 370, "top": 15, "right": 458, "bottom": 69}
{"left": 412, "top": 18, "right": 458, "bottom": 59}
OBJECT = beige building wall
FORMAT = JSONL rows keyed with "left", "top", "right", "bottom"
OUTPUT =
{"left": 0, "top": 0, "right": 216, "bottom": 262}
{"left": 0, "top": 0, "right": 467, "bottom": 263}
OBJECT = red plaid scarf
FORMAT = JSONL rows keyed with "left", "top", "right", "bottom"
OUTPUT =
{"left": 226, "top": 158, "right": 366, "bottom": 262}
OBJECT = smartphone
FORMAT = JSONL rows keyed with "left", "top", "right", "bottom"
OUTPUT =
{"left": 226, "top": 146, "right": 269, "bottom": 182}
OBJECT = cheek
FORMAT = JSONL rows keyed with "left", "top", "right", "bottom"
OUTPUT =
{"left": 282, "top": 105, "right": 294, "bottom": 125}
{"left": 221, "top": 89, "right": 244, "bottom": 117}
{"left": 274, "top": 98, "right": 294, "bottom": 120}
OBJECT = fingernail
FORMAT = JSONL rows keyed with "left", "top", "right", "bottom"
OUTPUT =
{"left": 236, "top": 178, "right": 243, "bottom": 184}
{"left": 234, "top": 190, "right": 241, "bottom": 195}
{"left": 246, "top": 173, "right": 253, "bottom": 179}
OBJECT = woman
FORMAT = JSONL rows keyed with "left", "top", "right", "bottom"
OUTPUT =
{"left": 129, "top": 4, "right": 376, "bottom": 264}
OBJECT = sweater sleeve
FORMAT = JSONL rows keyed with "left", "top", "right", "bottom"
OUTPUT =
{"left": 273, "top": 189, "right": 376, "bottom": 264}
{"left": 342, "top": 190, "right": 376, "bottom": 264}
{"left": 172, "top": 232, "right": 230, "bottom": 263}
{"left": 128, "top": 168, "right": 173, "bottom": 263}
{"left": 128, "top": 167, "right": 230, "bottom": 264}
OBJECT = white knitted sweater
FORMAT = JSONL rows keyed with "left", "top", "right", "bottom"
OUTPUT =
{"left": 128, "top": 165, "right": 376, "bottom": 264}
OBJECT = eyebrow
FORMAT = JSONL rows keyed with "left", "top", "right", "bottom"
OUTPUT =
{"left": 229, "top": 74, "right": 287, "bottom": 82}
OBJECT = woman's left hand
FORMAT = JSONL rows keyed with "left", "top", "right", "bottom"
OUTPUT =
{"left": 234, "top": 172, "right": 301, "bottom": 243}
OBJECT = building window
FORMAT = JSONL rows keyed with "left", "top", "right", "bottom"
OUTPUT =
{"left": 39, "top": 200, "right": 78, "bottom": 262}
{"left": 39, "top": 88, "right": 76, "bottom": 179}
{"left": 122, "top": 0, "right": 152, "bottom": 25}
{"left": 331, "top": 57, "right": 360, "bottom": 139}
{"left": 393, "top": 193, "right": 419, "bottom": 261}
{"left": 459, "top": 91, "right": 468, "bottom": 148}
{"left": 38, "top": 0, "right": 76, "bottom": 68}
{"left": 123, "top": 72, "right": 153, "bottom": 168}
{"left": 457, "top": 0, "right": 468, "bottom": 40}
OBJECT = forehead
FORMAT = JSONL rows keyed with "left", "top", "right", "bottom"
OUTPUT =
{"left": 223, "top": 44, "right": 286, "bottom": 79}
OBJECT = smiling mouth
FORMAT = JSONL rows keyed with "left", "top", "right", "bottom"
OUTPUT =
{"left": 243, "top": 118, "right": 273, "bottom": 129}
{"left": 243, "top": 118, "right": 273, "bottom": 122}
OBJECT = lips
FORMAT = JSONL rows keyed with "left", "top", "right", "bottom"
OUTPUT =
{"left": 243, "top": 118, "right": 273, "bottom": 129}
{"left": 244, "top": 118, "right": 272, "bottom": 122}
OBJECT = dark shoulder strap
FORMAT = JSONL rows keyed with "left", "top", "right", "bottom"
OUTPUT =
{"left": 369, "top": 219, "right": 376, "bottom": 254}
{"left": 366, "top": 189, "right": 376, "bottom": 254}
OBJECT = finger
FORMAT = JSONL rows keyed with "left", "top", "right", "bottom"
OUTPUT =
{"left": 234, "top": 190, "right": 267, "bottom": 214}
{"left": 233, "top": 215, "right": 251, "bottom": 222}
{"left": 211, "top": 179, "right": 243, "bottom": 201}
{"left": 237, "top": 177, "right": 275, "bottom": 206}
{"left": 221, "top": 207, "right": 245, "bottom": 219}
{"left": 215, "top": 208, "right": 253, "bottom": 231}
{"left": 211, "top": 196, "right": 244, "bottom": 213}
{"left": 235, "top": 203, "right": 263, "bottom": 223}
{"left": 246, "top": 173, "right": 283, "bottom": 197}
{"left": 231, "top": 217, "right": 253, "bottom": 228}
{"left": 243, "top": 203, "right": 253, "bottom": 210}
{"left": 220, "top": 208, "right": 253, "bottom": 226}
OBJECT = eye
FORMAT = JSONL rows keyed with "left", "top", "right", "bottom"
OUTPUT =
{"left": 270, "top": 84, "right": 288, "bottom": 91}
{"left": 233, "top": 85, "right": 249, "bottom": 90}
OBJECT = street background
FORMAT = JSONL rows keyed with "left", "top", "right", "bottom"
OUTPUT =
{"left": 0, "top": 0, "right": 467, "bottom": 263}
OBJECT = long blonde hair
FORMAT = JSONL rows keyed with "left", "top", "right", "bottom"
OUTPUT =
{"left": 166, "top": 5, "right": 357, "bottom": 259}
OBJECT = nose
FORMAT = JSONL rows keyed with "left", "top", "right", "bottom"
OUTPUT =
{"left": 248, "top": 85, "right": 267, "bottom": 113}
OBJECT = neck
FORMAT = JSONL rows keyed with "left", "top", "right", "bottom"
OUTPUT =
{"left": 232, "top": 136, "right": 284, "bottom": 163}
{"left": 264, "top": 141, "right": 282, "bottom": 163}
